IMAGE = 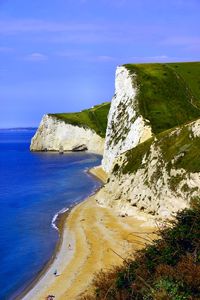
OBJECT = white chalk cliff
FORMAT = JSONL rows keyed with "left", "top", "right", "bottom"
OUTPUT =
{"left": 96, "top": 119, "right": 200, "bottom": 219}
{"left": 31, "top": 64, "right": 200, "bottom": 220}
{"left": 30, "top": 114, "right": 104, "bottom": 154}
{"left": 102, "top": 66, "right": 152, "bottom": 173}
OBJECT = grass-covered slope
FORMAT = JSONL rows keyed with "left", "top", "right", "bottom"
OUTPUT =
{"left": 119, "top": 119, "right": 200, "bottom": 175}
{"left": 124, "top": 62, "right": 200, "bottom": 134}
{"left": 82, "top": 200, "right": 200, "bottom": 300}
{"left": 49, "top": 102, "right": 110, "bottom": 138}
{"left": 169, "top": 62, "right": 200, "bottom": 108}
{"left": 81, "top": 62, "right": 200, "bottom": 300}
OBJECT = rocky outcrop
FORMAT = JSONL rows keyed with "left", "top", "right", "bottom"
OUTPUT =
{"left": 96, "top": 119, "right": 200, "bottom": 219}
{"left": 102, "top": 66, "right": 152, "bottom": 173}
{"left": 30, "top": 114, "right": 104, "bottom": 154}
{"left": 72, "top": 144, "right": 88, "bottom": 152}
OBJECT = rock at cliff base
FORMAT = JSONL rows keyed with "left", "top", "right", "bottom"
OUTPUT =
{"left": 72, "top": 144, "right": 88, "bottom": 152}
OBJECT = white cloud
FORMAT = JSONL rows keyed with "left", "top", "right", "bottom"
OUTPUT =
{"left": 24, "top": 52, "right": 48, "bottom": 62}
{"left": 126, "top": 55, "right": 197, "bottom": 63}
{"left": 84, "top": 55, "right": 116, "bottom": 63}
{"left": 55, "top": 51, "right": 116, "bottom": 62}
{"left": 130, "top": 55, "right": 169, "bottom": 61}
{"left": 0, "top": 19, "right": 104, "bottom": 35}
{"left": 161, "top": 36, "right": 200, "bottom": 47}
{"left": 55, "top": 52, "right": 177, "bottom": 64}
{"left": 0, "top": 18, "right": 161, "bottom": 45}
{"left": 55, "top": 50, "right": 85, "bottom": 58}
{"left": 95, "top": 55, "right": 115, "bottom": 62}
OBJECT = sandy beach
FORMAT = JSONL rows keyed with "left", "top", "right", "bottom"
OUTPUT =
{"left": 21, "top": 166, "right": 156, "bottom": 300}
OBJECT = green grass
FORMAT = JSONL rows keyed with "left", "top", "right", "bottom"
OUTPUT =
{"left": 158, "top": 125, "right": 200, "bottom": 173}
{"left": 78, "top": 62, "right": 200, "bottom": 299}
{"left": 49, "top": 102, "right": 110, "bottom": 138}
{"left": 82, "top": 200, "right": 200, "bottom": 300}
{"left": 124, "top": 62, "right": 200, "bottom": 134}
{"left": 117, "top": 120, "right": 200, "bottom": 175}
{"left": 169, "top": 62, "right": 200, "bottom": 109}
{"left": 49, "top": 62, "right": 200, "bottom": 139}
{"left": 118, "top": 137, "right": 153, "bottom": 175}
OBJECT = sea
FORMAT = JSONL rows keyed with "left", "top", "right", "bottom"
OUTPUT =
{"left": 0, "top": 128, "right": 102, "bottom": 300}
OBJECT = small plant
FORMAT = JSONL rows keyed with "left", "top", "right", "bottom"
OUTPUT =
{"left": 153, "top": 278, "right": 189, "bottom": 300}
{"left": 113, "top": 163, "right": 120, "bottom": 173}
{"left": 80, "top": 199, "right": 200, "bottom": 300}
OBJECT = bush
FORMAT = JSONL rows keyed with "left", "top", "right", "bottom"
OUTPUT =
{"left": 80, "top": 200, "right": 200, "bottom": 300}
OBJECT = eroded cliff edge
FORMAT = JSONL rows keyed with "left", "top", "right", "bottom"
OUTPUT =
{"left": 30, "top": 114, "right": 104, "bottom": 154}
{"left": 102, "top": 66, "right": 152, "bottom": 173}
{"left": 97, "top": 119, "right": 200, "bottom": 218}
{"left": 30, "top": 102, "right": 110, "bottom": 155}
{"left": 99, "top": 62, "right": 200, "bottom": 219}
{"left": 31, "top": 62, "right": 200, "bottom": 219}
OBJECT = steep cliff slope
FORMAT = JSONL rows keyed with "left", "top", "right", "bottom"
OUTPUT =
{"left": 50, "top": 102, "right": 110, "bottom": 138}
{"left": 30, "top": 102, "right": 110, "bottom": 154}
{"left": 97, "top": 118, "right": 200, "bottom": 218}
{"left": 98, "top": 62, "right": 200, "bottom": 218}
{"left": 103, "top": 62, "right": 200, "bottom": 172}
{"left": 102, "top": 66, "right": 152, "bottom": 172}
{"left": 84, "top": 63, "right": 200, "bottom": 300}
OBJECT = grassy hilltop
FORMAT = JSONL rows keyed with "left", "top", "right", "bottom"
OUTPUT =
{"left": 49, "top": 62, "right": 200, "bottom": 140}
{"left": 82, "top": 62, "right": 200, "bottom": 300}
{"left": 125, "top": 62, "right": 200, "bottom": 134}
{"left": 118, "top": 62, "right": 200, "bottom": 175}
{"left": 49, "top": 102, "right": 110, "bottom": 138}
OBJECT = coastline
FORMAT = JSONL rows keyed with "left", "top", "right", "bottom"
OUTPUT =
{"left": 87, "top": 165, "right": 108, "bottom": 183}
{"left": 17, "top": 166, "right": 104, "bottom": 300}
{"left": 16, "top": 204, "right": 73, "bottom": 300}
{"left": 19, "top": 166, "right": 156, "bottom": 300}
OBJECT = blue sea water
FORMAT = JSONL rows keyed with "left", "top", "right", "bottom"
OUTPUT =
{"left": 0, "top": 129, "right": 102, "bottom": 300}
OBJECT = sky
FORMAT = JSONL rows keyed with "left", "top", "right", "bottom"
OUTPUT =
{"left": 0, "top": 0, "right": 199, "bottom": 128}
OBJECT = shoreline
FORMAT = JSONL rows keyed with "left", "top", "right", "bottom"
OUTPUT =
{"left": 17, "top": 166, "right": 104, "bottom": 300}
{"left": 19, "top": 166, "right": 156, "bottom": 300}
{"left": 16, "top": 203, "right": 72, "bottom": 300}
{"left": 87, "top": 165, "right": 108, "bottom": 184}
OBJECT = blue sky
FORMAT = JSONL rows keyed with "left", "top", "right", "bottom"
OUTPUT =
{"left": 0, "top": 0, "right": 199, "bottom": 128}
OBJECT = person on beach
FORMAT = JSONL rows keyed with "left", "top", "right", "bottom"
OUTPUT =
{"left": 46, "top": 295, "right": 55, "bottom": 300}
{"left": 68, "top": 243, "right": 72, "bottom": 250}
{"left": 54, "top": 269, "right": 57, "bottom": 276}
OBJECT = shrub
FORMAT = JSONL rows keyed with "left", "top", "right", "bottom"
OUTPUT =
{"left": 80, "top": 200, "right": 200, "bottom": 299}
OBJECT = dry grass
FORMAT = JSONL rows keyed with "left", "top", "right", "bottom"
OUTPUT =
{"left": 80, "top": 200, "right": 200, "bottom": 300}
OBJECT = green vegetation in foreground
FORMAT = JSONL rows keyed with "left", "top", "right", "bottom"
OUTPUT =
{"left": 118, "top": 121, "right": 200, "bottom": 175}
{"left": 82, "top": 200, "right": 200, "bottom": 300}
{"left": 49, "top": 102, "right": 110, "bottom": 138}
{"left": 124, "top": 62, "right": 200, "bottom": 134}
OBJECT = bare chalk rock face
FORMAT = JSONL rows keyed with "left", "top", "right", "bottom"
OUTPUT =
{"left": 30, "top": 114, "right": 104, "bottom": 155}
{"left": 102, "top": 66, "right": 152, "bottom": 173}
{"left": 98, "top": 119, "right": 200, "bottom": 219}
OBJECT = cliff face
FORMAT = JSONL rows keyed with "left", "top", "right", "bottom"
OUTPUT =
{"left": 30, "top": 114, "right": 104, "bottom": 154}
{"left": 102, "top": 66, "right": 152, "bottom": 173}
{"left": 97, "top": 119, "right": 200, "bottom": 219}
{"left": 31, "top": 62, "right": 200, "bottom": 219}
{"left": 98, "top": 62, "right": 200, "bottom": 219}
